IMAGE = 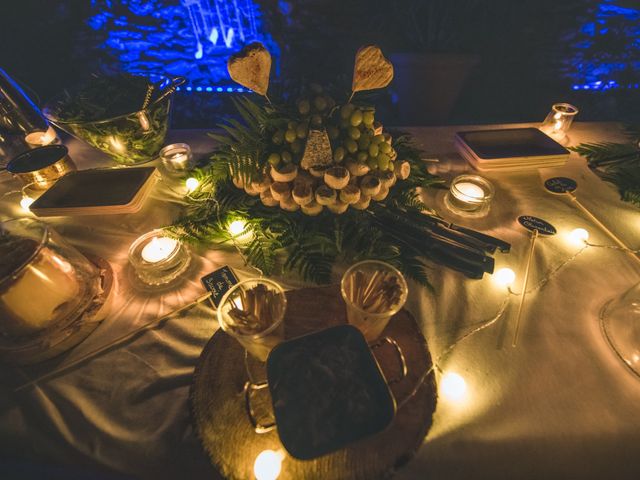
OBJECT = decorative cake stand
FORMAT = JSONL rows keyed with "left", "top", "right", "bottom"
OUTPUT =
{"left": 191, "top": 285, "right": 437, "bottom": 480}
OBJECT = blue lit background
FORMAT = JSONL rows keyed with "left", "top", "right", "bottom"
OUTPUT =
{"left": 88, "top": 0, "right": 277, "bottom": 93}
{"left": 569, "top": 0, "right": 640, "bottom": 91}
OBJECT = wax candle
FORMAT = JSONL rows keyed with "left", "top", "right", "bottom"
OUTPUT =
{"left": 160, "top": 143, "right": 193, "bottom": 172}
{"left": 24, "top": 126, "right": 58, "bottom": 147}
{"left": 141, "top": 236, "right": 178, "bottom": 263}
{"left": 129, "top": 230, "right": 191, "bottom": 286}
{"left": 446, "top": 174, "right": 494, "bottom": 217}
{"left": 1, "top": 247, "right": 80, "bottom": 336}
{"left": 454, "top": 182, "right": 485, "bottom": 202}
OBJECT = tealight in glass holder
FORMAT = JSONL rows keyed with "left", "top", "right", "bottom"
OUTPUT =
{"left": 445, "top": 174, "right": 495, "bottom": 218}
{"left": 540, "top": 103, "right": 579, "bottom": 142}
{"left": 217, "top": 278, "right": 287, "bottom": 362}
{"left": 159, "top": 143, "right": 193, "bottom": 174}
{"left": 128, "top": 230, "right": 191, "bottom": 286}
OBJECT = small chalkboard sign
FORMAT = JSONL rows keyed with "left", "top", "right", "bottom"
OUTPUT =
{"left": 544, "top": 177, "right": 577, "bottom": 194}
{"left": 518, "top": 216, "right": 557, "bottom": 236}
{"left": 201, "top": 266, "right": 239, "bottom": 307}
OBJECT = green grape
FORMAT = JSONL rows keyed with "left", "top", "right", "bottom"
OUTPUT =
{"left": 372, "top": 134, "right": 385, "bottom": 144}
{"left": 298, "top": 99, "right": 311, "bottom": 115}
{"left": 285, "top": 129, "right": 297, "bottom": 143}
{"left": 363, "top": 110, "right": 375, "bottom": 126}
{"left": 367, "top": 157, "right": 378, "bottom": 170}
{"left": 296, "top": 124, "right": 308, "bottom": 139}
{"left": 281, "top": 150, "right": 293, "bottom": 163}
{"left": 350, "top": 110, "right": 363, "bottom": 127}
{"left": 348, "top": 126, "right": 361, "bottom": 140}
{"left": 310, "top": 83, "right": 323, "bottom": 94}
{"left": 358, "top": 135, "right": 370, "bottom": 150}
{"left": 314, "top": 96, "right": 328, "bottom": 111}
{"left": 368, "top": 143, "right": 379, "bottom": 157}
{"left": 291, "top": 140, "right": 303, "bottom": 154}
{"left": 288, "top": 121, "right": 297, "bottom": 130}
{"left": 386, "top": 160, "right": 395, "bottom": 171}
{"left": 377, "top": 153, "right": 390, "bottom": 170}
{"left": 340, "top": 103, "right": 355, "bottom": 120}
{"left": 344, "top": 138, "right": 358, "bottom": 154}
{"left": 267, "top": 153, "right": 281, "bottom": 166}
{"left": 379, "top": 142, "right": 392, "bottom": 154}
{"left": 340, "top": 118, "right": 350, "bottom": 129}
{"left": 333, "top": 146, "right": 346, "bottom": 162}
{"left": 310, "top": 114, "right": 323, "bottom": 128}
{"left": 272, "top": 130, "right": 284, "bottom": 145}
{"left": 327, "top": 125, "right": 339, "bottom": 140}
{"left": 356, "top": 151, "right": 368, "bottom": 162}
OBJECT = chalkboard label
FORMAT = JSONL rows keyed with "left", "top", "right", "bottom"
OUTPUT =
{"left": 544, "top": 177, "right": 577, "bottom": 194}
{"left": 201, "top": 266, "right": 239, "bottom": 307}
{"left": 518, "top": 216, "right": 557, "bottom": 236}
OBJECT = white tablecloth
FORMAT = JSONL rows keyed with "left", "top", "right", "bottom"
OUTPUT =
{"left": 1, "top": 124, "right": 639, "bottom": 480}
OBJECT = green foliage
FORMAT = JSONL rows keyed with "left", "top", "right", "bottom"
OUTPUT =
{"left": 571, "top": 131, "right": 640, "bottom": 207}
{"left": 171, "top": 97, "right": 454, "bottom": 287}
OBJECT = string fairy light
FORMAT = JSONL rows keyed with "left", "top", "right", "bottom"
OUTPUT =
{"left": 253, "top": 449, "right": 284, "bottom": 480}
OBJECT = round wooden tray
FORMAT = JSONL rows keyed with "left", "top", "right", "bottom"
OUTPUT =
{"left": 191, "top": 285, "right": 437, "bottom": 480}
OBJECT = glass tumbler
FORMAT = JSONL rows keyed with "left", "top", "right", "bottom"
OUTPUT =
{"left": 217, "top": 278, "right": 287, "bottom": 362}
{"left": 540, "top": 103, "right": 579, "bottom": 142}
{"left": 341, "top": 260, "right": 408, "bottom": 341}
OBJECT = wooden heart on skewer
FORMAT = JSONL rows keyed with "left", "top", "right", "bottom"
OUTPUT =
{"left": 227, "top": 42, "right": 272, "bottom": 96}
{"left": 352, "top": 45, "right": 394, "bottom": 93}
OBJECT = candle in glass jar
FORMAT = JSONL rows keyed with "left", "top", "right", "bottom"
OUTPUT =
{"left": 160, "top": 143, "right": 193, "bottom": 172}
{"left": 141, "top": 236, "right": 178, "bottom": 263}
{"left": 446, "top": 174, "right": 495, "bottom": 217}
{"left": 24, "top": 126, "right": 57, "bottom": 147}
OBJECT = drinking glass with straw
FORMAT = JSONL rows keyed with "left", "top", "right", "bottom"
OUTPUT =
{"left": 341, "top": 260, "right": 408, "bottom": 341}
{"left": 217, "top": 278, "right": 287, "bottom": 362}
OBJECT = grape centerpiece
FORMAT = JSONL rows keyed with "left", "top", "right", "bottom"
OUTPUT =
{"left": 172, "top": 43, "right": 506, "bottom": 284}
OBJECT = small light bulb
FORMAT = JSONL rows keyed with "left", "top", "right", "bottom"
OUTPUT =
{"left": 568, "top": 228, "right": 589, "bottom": 246}
{"left": 20, "top": 196, "right": 34, "bottom": 211}
{"left": 254, "top": 449, "right": 283, "bottom": 480}
{"left": 185, "top": 177, "right": 199, "bottom": 193}
{"left": 228, "top": 219, "right": 247, "bottom": 237}
{"left": 440, "top": 372, "right": 467, "bottom": 402}
{"left": 494, "top": 267, "right": 516, "bottom": 287}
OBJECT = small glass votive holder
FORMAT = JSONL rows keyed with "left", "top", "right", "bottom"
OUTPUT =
{"left": 160, "top": 143, "right": 193, "bottom": 173}
{"left": 540, "top": 103, "right": 579, "bottom": 141}
{"left": 217, "top": 278, "right": 287, "bottom": 362}
{"left": 24, "top": 125, "right": 59, "bottom": 148}
{"left": 341, "top": 260, "right": 408, "bottom": 342}
{"left": 444, "top": 174, "right": 495, "bottom": 218}
{"left": 128, "top": 230, "right": 191, "bottom": 286}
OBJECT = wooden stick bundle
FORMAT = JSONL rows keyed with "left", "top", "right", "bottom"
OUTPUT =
{"left": 345, "top": 269, "right": 403, "bottom": 314}
{"left": 228, "top": 284, "right": 279, "bottom": 334}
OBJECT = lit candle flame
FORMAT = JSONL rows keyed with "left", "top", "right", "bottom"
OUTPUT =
{"left": 140, "top": 236, "right": 178, "bottom": 263}
{"left": 254, "top": 450, "right": 284, "bottom": 480}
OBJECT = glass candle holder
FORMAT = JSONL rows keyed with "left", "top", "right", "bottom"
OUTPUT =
{"left": 128, "top": 230, "right": 191, "bottom": 286}
{"left": 160, "top": 143, "right": 193, "bottom": 173}
{"left": 0, "top": 218, "right": 101, "bottom": 337}
{"left": 445, "top": 174, "right": 495, "bottom": 217}
{"left": 7, "top": 145, "right": 76, "bottom": 190}
{"left": 217, "top": 278, "right": 287, "bottom": 362}
{"left": 341, "top": 260, "right": 408, "bottom": 341}
{"left": 24, "top": 125, "right": 59, "bottom": 148}
{"left": 540, "top": 103, "right": 579, "bottom": 141}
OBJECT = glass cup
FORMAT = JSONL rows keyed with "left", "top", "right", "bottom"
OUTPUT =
{"left": 444, "top": 174, "right": 494, "bottom": 218}
{"left": 341, "top": 260, "right": 408, "bottom": 341}
{"left": 540, "top": 103, "right": 579, "bottom": 142}
{"left": 217, "top": 278, "right": 287, "bottom": 362}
